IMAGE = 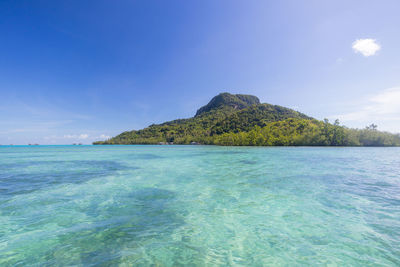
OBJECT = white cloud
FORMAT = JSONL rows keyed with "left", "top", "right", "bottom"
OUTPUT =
{"left": 334, "top": 87, "right": 400, "bottom": 132}
{"left": 63, "top": 134, "right": 89, "bottom": 139}
{"left": 99, "top": 134, "right": 111, "bottom": 140}
{"left": 352, "top": 39, "right": 381, "bottom": 57}
{"left": 78, "top": 134, "right": 89, "bottom": 139}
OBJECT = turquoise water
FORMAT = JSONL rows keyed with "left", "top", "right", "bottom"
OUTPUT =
{"left": 0, "top": 146, "right": 399, "bottom": 266}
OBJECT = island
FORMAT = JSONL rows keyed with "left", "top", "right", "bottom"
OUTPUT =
{"left": 94, "top": 93, "right": 400, "bottom": 146}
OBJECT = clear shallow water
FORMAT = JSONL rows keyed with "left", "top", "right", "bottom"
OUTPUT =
{"left": 0, "top": 146, "right": 399, "bottom": 266}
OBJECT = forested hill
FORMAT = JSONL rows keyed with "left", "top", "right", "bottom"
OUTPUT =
{"left": 195, "top": 93, "right": 260, "bottom": 116}
{"left": 93, "top": 93, "right": 400, "bottom": 146}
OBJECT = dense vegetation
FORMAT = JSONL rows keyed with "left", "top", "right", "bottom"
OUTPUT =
{"left": 94, "top": 93, "right": 400, "bottom": 146}
{"left": 215, "top": 118, "right": 400, "bottom": 146}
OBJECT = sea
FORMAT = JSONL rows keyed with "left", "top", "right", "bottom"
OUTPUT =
{"left": 0, "top": 145, "right": 399, "bottom": 266}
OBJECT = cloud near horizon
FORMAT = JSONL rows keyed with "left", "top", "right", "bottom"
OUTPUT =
{"left": 334, "top": 87, "right": 400, "bottom": 133}
{"left": 61, "top": 134, "right": 111, "bottom": 140}
{"left": 352, "top": 39, "right": 381, "bottom": 57}
{"left": 39, "top": 133, "right": 112, "bottom": 144}
{"left": 63, "top": 134, "right": 89, "bottom": 139}
{"left": 99, "top": 134, "right": 111, "bottom": 140}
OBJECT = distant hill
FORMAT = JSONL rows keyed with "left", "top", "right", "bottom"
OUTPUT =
{"left": 94, "top": 93, "right": 400, "bottom": 146}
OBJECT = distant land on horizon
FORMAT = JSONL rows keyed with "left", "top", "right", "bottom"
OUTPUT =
{"left": 94, "top": 93, "right": 400, "bottom": 146}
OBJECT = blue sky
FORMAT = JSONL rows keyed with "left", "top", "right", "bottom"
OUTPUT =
{"left": 1, "top": 0, "right": 400, "bottom": 144}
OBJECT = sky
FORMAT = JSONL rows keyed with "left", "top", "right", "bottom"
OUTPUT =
{"left": 1, "top": 0, "right": 400, "bottom": 145}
